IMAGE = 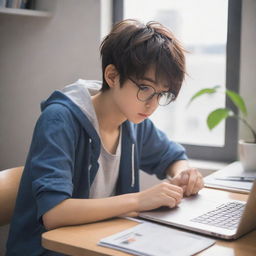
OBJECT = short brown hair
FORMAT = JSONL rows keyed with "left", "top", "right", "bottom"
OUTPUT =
{"left": 100, "top": 19, "right": 186, "bottom": 98}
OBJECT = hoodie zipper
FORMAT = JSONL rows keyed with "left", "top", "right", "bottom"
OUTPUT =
{"left": 131, "top": 143, "right": 135, "bottom": 187}
{"left": 88, "top": 138, "right": 92, "bottom": 188}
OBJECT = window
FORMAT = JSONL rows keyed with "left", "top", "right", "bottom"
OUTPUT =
{"left": 113, "top": 0, "right": 241, "bottom": 162}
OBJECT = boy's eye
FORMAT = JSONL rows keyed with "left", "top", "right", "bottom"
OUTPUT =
{"left": 139, "top": 85, "right": 151, "bottom": 91}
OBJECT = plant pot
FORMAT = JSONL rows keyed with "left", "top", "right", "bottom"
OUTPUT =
{"left": 238, "top": 140, "right": 256, "bottom": 172}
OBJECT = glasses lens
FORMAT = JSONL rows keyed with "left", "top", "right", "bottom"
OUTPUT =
{"left": 158, "top": 93, "right": 175, "bottom": 106}
{"left": 133, "top": 77, "right": 175, "bottom": 106}
{"left": 137, "top": 86, "right": 155, "bottom": 101}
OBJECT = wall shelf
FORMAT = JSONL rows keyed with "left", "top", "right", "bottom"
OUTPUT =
{"left": 0, "top": 7, "right": 51, "bottom": 18}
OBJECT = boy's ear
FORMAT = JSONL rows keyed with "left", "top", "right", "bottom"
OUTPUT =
{"left": 104, "top": 64, "right": 119, "bottom": 88}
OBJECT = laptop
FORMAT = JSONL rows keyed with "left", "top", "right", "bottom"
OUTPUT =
{"left": 138, "top": 180, "right": 256, "bottom": 240}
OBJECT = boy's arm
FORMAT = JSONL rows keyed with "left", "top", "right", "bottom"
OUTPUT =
{"left": 165, "top": 160, "right": 204, "bottom": 197}
{"left": 139, "top": 119, "right": 188, "bottom": 180}
{"left": 165, "top": 159, "right": 190, "bottom": 177}
{"left": 43, "top": 182, "right": 184, "bottom": 230}
{"left": 42, "top": 193, "right": 137, "bottom": 230}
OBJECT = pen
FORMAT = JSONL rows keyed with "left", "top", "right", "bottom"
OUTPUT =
{"left": 215, "top": 176, "right": 256, "bottom": 182}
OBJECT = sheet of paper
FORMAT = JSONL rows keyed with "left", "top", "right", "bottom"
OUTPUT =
{"left": 98, "top": 222, "right": 215, "bottom": 256}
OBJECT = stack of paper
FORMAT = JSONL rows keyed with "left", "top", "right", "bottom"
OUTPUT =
{"left": 98, "top": 222, "right": 215, "bottom": 256}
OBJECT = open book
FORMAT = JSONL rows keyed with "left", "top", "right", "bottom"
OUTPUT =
{"left": 98, "top": 221, "right": 215, "bottom": 256}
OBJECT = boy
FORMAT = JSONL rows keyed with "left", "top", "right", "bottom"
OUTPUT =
{"left": 6, "top": 19, "right": 203, "bottom": 255}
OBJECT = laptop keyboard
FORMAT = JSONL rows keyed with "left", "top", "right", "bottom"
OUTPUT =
{"left": 191, "top": 202, "right": 245, "bottom": 230}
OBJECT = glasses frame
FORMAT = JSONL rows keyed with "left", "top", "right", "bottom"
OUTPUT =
{"left": 128, "top": 77, "right": 175, "bottom": 106}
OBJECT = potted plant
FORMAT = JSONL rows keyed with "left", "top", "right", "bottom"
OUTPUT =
{"left": 188, "top": 86, "right": 256, "bottom": 172}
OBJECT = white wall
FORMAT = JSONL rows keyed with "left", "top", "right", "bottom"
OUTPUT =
{"left": 0, "top": 1, "right": 111, "bottom": 254}
{"left": 239, "top": 0, "right": 256, "bottom": 142}
{"left": 0, "top": 0, "right": 107, "bottom": 170}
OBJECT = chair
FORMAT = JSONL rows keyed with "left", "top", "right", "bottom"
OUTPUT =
{"left": 0, "top": 167, "right": 23, "bottom": 226}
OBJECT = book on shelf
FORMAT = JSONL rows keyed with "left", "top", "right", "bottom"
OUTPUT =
{"left": 5, "top": 0, "right": 33, "bottom": 9}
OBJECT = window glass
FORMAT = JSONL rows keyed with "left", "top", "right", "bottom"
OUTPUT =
{"left": 124, "top": 0, "right": 228, "bottom": 146}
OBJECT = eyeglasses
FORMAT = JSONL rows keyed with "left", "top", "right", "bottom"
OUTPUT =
{"left": 128, "top": 77, "right": 175, "bottom": 106}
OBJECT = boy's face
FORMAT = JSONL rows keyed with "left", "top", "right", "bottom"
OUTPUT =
{"left": 112, "top": 67, "right": 169, "bottom": 124}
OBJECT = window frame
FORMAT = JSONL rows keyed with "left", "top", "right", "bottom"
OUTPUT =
{"left": 113, "top": 0, "right": 242, "bottom": 162}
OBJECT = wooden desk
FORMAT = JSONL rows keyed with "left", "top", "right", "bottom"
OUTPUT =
{"left": 42, "top": 188, "right": 256, "bottom": 256}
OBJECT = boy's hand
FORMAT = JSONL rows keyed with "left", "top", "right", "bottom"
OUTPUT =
{"left": 135, "top": 182, "right": 183, "bottom": 212}
{"left": 168, "top": 168, "right": 204, "bottom": 197}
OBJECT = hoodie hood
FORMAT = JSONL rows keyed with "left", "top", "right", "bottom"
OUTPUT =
{"left": 40, "top": 80, "right": 102, "bottom": 163}
{"left": 61, "top": 79, "right": 102, "bottom": 133}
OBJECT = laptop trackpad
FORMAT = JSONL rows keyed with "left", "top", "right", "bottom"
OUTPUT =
{"left": 139, "top": 192, "right": 228, "bottom": 222}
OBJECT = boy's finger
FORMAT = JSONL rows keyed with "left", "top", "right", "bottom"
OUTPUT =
{"left": 181, "top": 185, "right": 187, "bottom": 193}
{"left": 164, "top": 189, "right": 183, "bottom": 203}
{"left": 181, "top": 172, "right": 189, "bottom": 185}
{"left": 166, "top": 183, "right": 184, "bottom": 194}
{"left": 185, "top": 173, "right": 197, "bottom": 196}
{"left": 192, "top": 178, "right": 204, "bottom": 194}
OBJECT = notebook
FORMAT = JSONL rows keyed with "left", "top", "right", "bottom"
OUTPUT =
{"left": 139, "top": 181, "right": 256, "bottom": 239}
{"left": 204, "top": 161, "right": 256, "bottom": 193}
{"left": 99, "top": 221, "right": 215, "bottom": 256}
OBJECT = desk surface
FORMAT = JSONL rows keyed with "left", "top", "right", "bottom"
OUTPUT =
{"left": 42, "top": 188, "right": 256, "bottom": 256}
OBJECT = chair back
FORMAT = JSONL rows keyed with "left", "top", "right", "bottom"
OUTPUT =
{"left": 0, "top": 167, "right": 23, "bottom": 226}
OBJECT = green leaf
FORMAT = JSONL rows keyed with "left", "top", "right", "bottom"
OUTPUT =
{"left": 207, "top": 108, "right": 234, "bottom": 130}
{"left": 187, "top": 85, "right": 221, "bottom": 107}
{"left": 226, "top": 90, "right": 247, "bottom": 116}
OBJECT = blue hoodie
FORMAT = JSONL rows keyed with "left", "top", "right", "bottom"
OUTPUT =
{"left": 6, "top": 80, "right": 187, "bottom": 256}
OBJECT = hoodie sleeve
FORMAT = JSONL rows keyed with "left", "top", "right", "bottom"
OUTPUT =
{"left": 28, "top": 104, "right": 78, "bottom": 221}
{"left": 139, "top": 119, "right": 188, "bottom": 180}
